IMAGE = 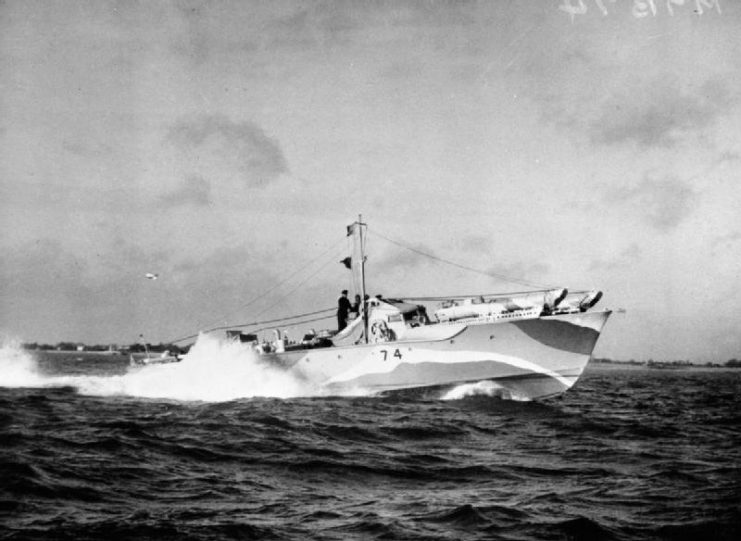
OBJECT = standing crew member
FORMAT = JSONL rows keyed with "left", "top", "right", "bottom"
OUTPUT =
{"left": 337, "top": 290, "right": 351, "bottom": 331}
{"left": 350, "top": 294, "right": 361, "bottom": 319}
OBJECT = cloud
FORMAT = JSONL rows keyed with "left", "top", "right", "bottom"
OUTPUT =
{"left": 609, "top": 176, "right": 699, "bottom": 232}
{"left": 167, "top": 114, "right": 288, "bottom": 188}
{"left": 266, "top": 7, "right": 359, "bottom": 49}
{"left": 386, "top": 1, "right": 477, "bottom": 29}
{"left": 589, "top": 77, "right": 734, "bottom": 148}
{"left": 712, "top": 231, "right": 741, "bottom": 248}
{"left": 260, "top": 1, "right": 477, "bottom": 52}
{"left": 0, "top": 239, "right": 95, "bottom": 334}
{"left": 460, "top": 235, "right": 492, "bottom": 253}
{"left": 716, "top": 150, "right": 741, "bottom": 165}
{"left": 590, "top": 243, "right": 642, "bottom": 272}
{"left": 1, "top": 239, "right": 77, "bottom": 290}
{"left": 373, "top": 243, "right": 433, "bottom": 271}
{"left": 512, "top": 8, "right": 740, "bottom": 152}
{"left": 532, "top": 65, "right": 735, "bottom": 150}
{"left": 160, "top": 175, "right": 212, "bottom": 207}
{"left": 372, "top": 237, "right": 550, "bottom": 289}
{"left": 380, "top": 60, "right": 427, "bottom": 81}
{"left": 485, "top": 261, "right": 551, "bottom": 288}
{"left": 62, "top": 139, "right": 113, "bottom": 158}
{"left": 0, "top": 234, "right": 269, "bottom": 343}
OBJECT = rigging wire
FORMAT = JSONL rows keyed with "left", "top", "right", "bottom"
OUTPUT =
{"left": 168, "top": 222, "right": 560, "bottom": 346}
{"left": 172, "top": 240, "right": 347, "bottom": 343}
{"left": 396, "top": 290, "right": 590, "bottom": 302}
{"left": 250, "top": 313, "right": 334, "bottom": 336}
{"left": 190, "top": 236, "right": 347, "bottom": 335}
{"left": 367, "top": 228, "right": 553, "bottom": 290}
{"left": 245, "top": 244, "right": 347, "bottom": 322}
{"left": 170, "top": 307, "right": 335, "bottom": 344}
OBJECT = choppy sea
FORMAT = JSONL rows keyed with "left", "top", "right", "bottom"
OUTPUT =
{"left": 1, "top": 339, "right": 739, "bottom": 541}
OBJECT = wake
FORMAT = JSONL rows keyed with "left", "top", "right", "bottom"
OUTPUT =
{"left": 1, "top": 334, "right": 528, "bottom": 402}
{"left": 0, "top": 334, "right": 326, "bottom": 401}
{"left": 441, "top": 380, "right": 531, "bottom": 401}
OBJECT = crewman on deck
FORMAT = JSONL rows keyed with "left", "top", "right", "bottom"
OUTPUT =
{"left": 351, "top": 294, "right": 361, "bottom": 319}
{"left": 337, "top": 290, "right": 351, "bottom": 331}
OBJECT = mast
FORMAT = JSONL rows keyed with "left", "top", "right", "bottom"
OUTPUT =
{"left": 357, "top": 214, "right": 368, "bottom": 343}
{"left": 358, "top": 214, "right": 366, "bottom": 306}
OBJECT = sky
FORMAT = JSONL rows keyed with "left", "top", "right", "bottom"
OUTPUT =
{"left": 1, "top": 0, "right": 739, "bottom": 362}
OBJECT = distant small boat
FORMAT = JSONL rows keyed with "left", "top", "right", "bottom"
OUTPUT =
{"left": 129, "top": 351, "right": 181, "bottom": 367}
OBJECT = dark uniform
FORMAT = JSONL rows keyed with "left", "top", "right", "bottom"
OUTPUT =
{"left": 337, "top": 291, "right": 351, "bottom": 331}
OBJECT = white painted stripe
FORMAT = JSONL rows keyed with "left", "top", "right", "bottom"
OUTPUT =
{"left": 327, "top": 348, "right": 577, "bottom": 388}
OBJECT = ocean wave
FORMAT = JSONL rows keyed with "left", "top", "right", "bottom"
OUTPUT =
{"left": 2, "top": 356, "right": 740, "bottom": 541}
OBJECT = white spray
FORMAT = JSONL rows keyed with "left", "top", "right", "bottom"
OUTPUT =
{"left": 0, "top": 335, "right": 46, "bottom": 388}
{"left": 0, "top": 333, "right": 327, "bottom": 401}
{"left": 2, "top": 333, "right": 528, "bottom": 402}
{"left": 441, "top": 380, "right": 531, "bottom": 401}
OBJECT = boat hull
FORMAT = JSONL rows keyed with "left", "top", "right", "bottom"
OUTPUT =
{"left": 259, "top": 310, "right": 611, "bottom": 400}
{"left": 129, "top": 353, "right": 181, "bottom": 366}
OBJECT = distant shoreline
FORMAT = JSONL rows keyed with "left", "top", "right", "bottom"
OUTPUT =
{"left": 591, "top": 358, "right": 740, "bottom": 369}
{"left": 21, "top": 347, "right": 741, "bottom": 369}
